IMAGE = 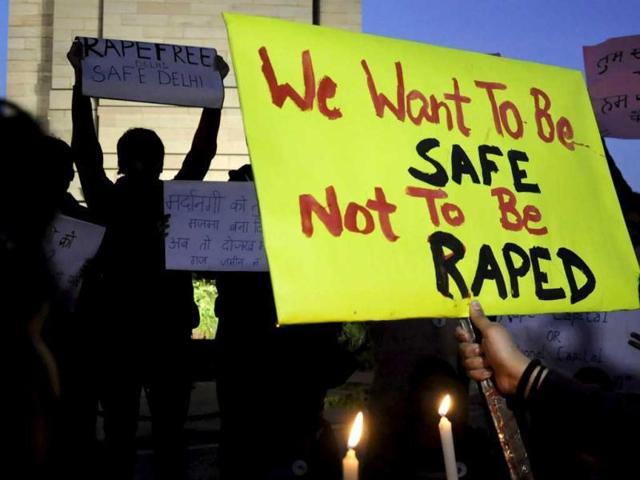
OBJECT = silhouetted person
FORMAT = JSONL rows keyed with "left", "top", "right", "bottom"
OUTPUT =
{"left": 39, "top": 135, "right": 102, "bottom": 479}
{"left": 603, "top": 140, "right": 640, "bottom": 366}
{"left": 67, "top": 41, "right": 229, "bottom": 480}
{"left": 1, "top": 100, "right": 64, "bottom": 478}
{"left": 214, "top": 164, "right": 356, "bottom": 480}
{"left": 603, "top": 138, "right": 640, "bottom": 253}
{"left": 43, "top": 136, "right": 93, "bottom": 222}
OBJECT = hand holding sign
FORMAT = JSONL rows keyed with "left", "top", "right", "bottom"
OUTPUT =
{"left": 456, "top": 302, "right": 531, "bottom": 395}
{"left": 67, "top": 40, "right": 82, "bottom": 74}
{"left": 67, "top": 39, "right": 85, "bottom": 88}
{"left": 215, "top": 55, "right": 230, "bottom": 81}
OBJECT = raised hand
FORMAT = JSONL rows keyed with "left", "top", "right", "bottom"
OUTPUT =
{"left": 455, "top": 301, "right": 530, "bottom": 395}
{"left": 215, "top": 55, "right": 230, "bottom": 80}
{"left": 67, "top": 39, "right": 83, "bottom": 73}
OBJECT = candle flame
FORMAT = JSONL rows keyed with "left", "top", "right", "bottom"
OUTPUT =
{"left": 438, "top": 394, "right": 451, "bottom": 416}
{"left": 347, "top": 411, "right": 363, "bottom": 448}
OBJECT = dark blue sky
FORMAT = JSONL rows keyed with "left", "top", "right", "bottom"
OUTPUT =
{"left": 363, "top": 0, "right": 640, "bottom": 190}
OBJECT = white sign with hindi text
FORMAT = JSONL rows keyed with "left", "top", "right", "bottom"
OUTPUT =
{"left": 44, "top": 214, "right": 106, "bottom": 303}
{"left": 164, "top": 180, "right": 267, "bottom": 271}
{"left": 79, "top": 37, "right": 224, "bottom": 108}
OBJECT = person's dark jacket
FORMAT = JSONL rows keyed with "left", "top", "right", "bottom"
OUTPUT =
{"left": 522, "top": 368, "right": 640, "bottom": 479}
{"left": 70, "top": 85, "right": 222, "bottom": 339}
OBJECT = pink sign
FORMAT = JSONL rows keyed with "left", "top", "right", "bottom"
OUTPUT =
{"left": 583, "top": 34, "right": 640, "bottom": 138}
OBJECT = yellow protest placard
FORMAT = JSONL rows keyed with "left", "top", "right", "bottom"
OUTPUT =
{"left": 225, "top": 13, "right": 640, "bottom": 324}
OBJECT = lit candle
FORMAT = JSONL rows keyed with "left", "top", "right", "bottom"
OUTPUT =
{"left": 342, "top": 411, "right": 363, "bottom": 480}
{"left": 438, "top": 394, "right": 459, "bottom": 480}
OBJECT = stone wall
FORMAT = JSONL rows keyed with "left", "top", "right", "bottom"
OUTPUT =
{"left": 7, "top": 0, "right": 361, "bottom": 199}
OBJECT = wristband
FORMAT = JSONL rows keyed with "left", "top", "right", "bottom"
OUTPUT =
{"left": 515, "top": 358, "right": 541, "bottom": 401}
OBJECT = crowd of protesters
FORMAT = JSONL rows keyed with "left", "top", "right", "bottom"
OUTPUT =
{"left": 2, "top": 35, "right": 639, "bottom": 480}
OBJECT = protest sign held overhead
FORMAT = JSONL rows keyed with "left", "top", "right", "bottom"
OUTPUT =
{"left": 584, "top": 34, "right": 640, "bottom": 138}
{"left": 225, "top": 13, "right": 640, "bottom": 324}
{"left": 78, "top": 37, "right": 224, "bottom": 108}
{"left": 164, "top": 181, "right": 267, "bottom": 272}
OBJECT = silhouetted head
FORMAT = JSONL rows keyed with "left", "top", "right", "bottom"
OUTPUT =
{"left": 117, "top": 128, "right": 164, "bottom": 179}
{"left": 228, "top": 163, "right": 253, "bottom": 182}
{"left": 0, "top": 100, "right": 60, "bottom": 244}
{"left": 0, "top": 100, "right": 57, "bottom": 331}
{"left": 42, "top": 136, "right": 74, "bottom": 197}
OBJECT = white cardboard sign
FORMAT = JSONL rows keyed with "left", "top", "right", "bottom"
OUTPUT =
{"left": 164, "top": 180, "right": 267, "bottom": 271}
{"left": 79, "top": 37, "right": 224, "bottom": 108}
{"left": 499, "top": 311, "right": 640, "bottom": 392}
{"left": 44, "top": 214, "right": 106, "bottom": 302}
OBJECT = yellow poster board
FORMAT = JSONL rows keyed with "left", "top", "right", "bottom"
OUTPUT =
{"left": 225, "top": 13, "right": 640, "bottom": 324}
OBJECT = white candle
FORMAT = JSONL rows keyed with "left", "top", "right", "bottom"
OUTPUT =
{"left": 343, "top": 411, "right": 363, "bottom": 480}
{"left": 438, "top": 394, "right": 459, "bottom": 480}
{"left": 342, "top": 448, "right": 358, "bottom": 480}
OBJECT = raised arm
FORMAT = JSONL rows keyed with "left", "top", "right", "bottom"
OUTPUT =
{"left": 68, "top": 40, "right": 113, "bottom": 219}
{"left": 175, "top": 55, "right": 230, "bottom": 181}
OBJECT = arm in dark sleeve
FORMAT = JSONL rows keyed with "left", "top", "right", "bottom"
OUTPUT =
{"left": 526, "top": 369, "right": 639, "bottom": 472}
{"left": 603, "top": 137, "right": 634, "bottom": 210}
{"left": 174, "top": 107, "right": 222, "bottom": 181}
{"left": 71, "top": 84, "right": 113, "bottom": 219}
